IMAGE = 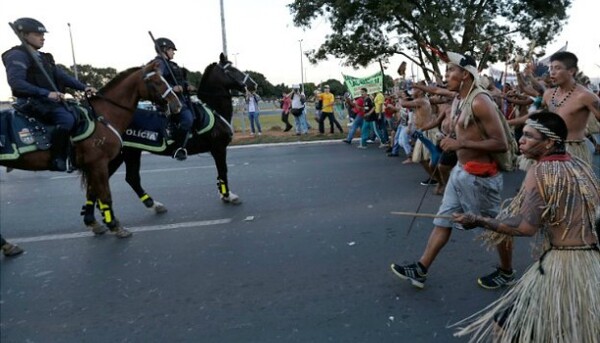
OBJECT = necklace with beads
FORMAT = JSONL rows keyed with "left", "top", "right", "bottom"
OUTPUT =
{"left": 550, "top": 84, "right": 576, "bottom": 109}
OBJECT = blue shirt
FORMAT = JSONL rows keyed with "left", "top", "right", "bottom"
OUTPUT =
{"left": 3, "top": 46, "right": 86, "bottom": 98}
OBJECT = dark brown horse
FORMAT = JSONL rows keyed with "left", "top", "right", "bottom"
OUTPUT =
{"left": 80, "top": 54, "right": 254, "bottom": 224}
{"left": 1, "top": 61, "right": 182, "bottom": 238}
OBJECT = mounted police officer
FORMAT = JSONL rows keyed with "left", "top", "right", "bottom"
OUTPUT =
{"left": 152, "top": 37, "right": 196, "bottom": 161}
{"left": 2, "top": 17, "right": 96, "bottom": 172}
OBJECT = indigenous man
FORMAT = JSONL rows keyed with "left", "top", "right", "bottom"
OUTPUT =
{"left": 509, "top": 51, "right": 600, "bottom": 165}
{"left": 391, "top": 52, "right": 512, "bottom": 290}
{"left": 398, "top": 82, "right": 439, "bottom": 185}
{"left": 452, "top": 112, "right": 600, "bottom": 342}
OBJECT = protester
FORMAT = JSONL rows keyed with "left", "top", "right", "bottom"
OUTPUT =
{"left": 280, "top": 91, "right": 293, "bottom": 132}
{"left": 317, "top": 85, "right": 344, "bottom": 134}
{"left": 245, "top": 88, "right": 262, "bottom": 136}
{"left": 391, "top": 52, "right": 511, "bottom": 290}
{"left": 289, "top": 84, "right": 308, "bottom": 135}
{"left": 452, "top": 112, "right": 600, "bottom": 342}
{"left": 508, "top": 51, "right": 600, "bottom": 166}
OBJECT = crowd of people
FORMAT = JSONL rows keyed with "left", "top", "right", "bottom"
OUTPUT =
{"left": 3, "top": 15, "right": 600, "bottom": 342}
{"left": 377, "top": 50, "right": 599, "bottom": 342}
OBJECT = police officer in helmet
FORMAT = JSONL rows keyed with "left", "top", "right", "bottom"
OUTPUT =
{"left": 2, "top": 17, "right": 97, "bottom": 171}
{"left": 153, "top": 37, "right": 196, "bottom": 161}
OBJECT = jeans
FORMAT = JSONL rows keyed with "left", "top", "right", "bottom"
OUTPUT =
{"left": 248, "top": 111, "right": 262, "bottom": 133}
{"left": 345, "top": 116, "right": 364, "bottom": 141}
{"left": 375, "top": 113, "right": 389, "bottom": 143}
{"left": 360, "top": 120, "right": 384, "bottom": 146}
{"left": 293, "top": 112, "right": 308, "bottom": 134}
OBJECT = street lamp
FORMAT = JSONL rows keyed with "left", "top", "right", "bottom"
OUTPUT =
{"left": 299, "top": 39, "right": 304, "bottom": 93}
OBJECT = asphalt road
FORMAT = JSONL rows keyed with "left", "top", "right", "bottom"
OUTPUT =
{"left": 1, "top": 142, "right": 599, "bottom": 343}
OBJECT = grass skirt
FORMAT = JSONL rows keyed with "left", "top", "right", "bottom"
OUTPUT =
{"left": 453, "top": 247, "right": 600, "bottom": 343}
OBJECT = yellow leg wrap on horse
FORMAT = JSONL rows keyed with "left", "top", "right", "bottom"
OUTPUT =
{"left": 97, "top": 200, "right": 113, "bottom": 224}
{"left": 140, "top": 194, "right": 150, "bottom": 202}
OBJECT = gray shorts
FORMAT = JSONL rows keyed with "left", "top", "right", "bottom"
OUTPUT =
{"left": 433, "top": 163, "right": 503, "bottom": 228}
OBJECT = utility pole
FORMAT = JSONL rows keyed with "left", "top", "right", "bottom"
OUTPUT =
{"left": 299, "top": 39, "right": 304, "bottom": 93}
{"left": 220, "top": 0, "right": 228, "bottom": 56}
{"left": 67, "top": 23, "right": 78, "bottom": 80}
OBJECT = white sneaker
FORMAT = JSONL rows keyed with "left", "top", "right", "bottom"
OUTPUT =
{"left": 366, "top": 139, "right": 374, "bottom": 144}
{"left": 357, "top": 145, "right": 367, "bottom": 149}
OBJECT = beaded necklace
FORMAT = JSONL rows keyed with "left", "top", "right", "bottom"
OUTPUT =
{"left": 550, "top": 84, "right": 576, "bottom": 109}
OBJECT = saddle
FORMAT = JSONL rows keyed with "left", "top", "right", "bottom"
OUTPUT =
{"left": 122, "top": 100, "right": 216, "bottom": 152}
{"left": 0, "top": 103, "right": 95, "bottom": 161}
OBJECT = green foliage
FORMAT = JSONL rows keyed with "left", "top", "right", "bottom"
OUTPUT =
{"left": 288, "top": 0, "right": 571, "bottom": 81}
{"left": 57, "top": 63, "right": 117, "bottom": 92}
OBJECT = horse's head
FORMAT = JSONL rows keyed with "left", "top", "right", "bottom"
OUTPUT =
{"left": 140, "top": 61, "right": 182, "bottom": 115}
{"left": 216, "top": 52, "right": 257, "bottom": 92}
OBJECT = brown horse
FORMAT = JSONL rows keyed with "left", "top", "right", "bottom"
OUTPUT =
{"left": 1, "top": 61, "right": 182, "bottom": 238}
{"left": 80, "top": 54, "right": 255, "bottom": 226}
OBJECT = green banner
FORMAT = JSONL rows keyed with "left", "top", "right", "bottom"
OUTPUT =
{"left": 342, "top": 71, "right": 383, "bottom": 98}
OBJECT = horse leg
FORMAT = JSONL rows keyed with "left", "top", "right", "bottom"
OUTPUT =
{"left": 81, "top": 151, "right": 125, "bottom": 234}
{"left": 122, "top": 148, "right": 167, "bottom": 214}
{"left": 86, "top": 163, "right": 132, "bottom": 238}
{"left": 212, "top": 146, "right": 241, "bottom": 204}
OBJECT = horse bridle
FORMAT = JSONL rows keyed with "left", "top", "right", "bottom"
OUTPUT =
{"left": 85, "top": 69, "right": 178, "bottom": 147}
{"left": 91, "top": 70, "right": 176, "bottom": 113}
{"left": 218, "top": 62, "right": 257, "bottom": 90}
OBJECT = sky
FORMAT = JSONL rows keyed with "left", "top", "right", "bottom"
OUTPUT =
{"left": 1, "top": 0, "right": 599, "bottom": 100}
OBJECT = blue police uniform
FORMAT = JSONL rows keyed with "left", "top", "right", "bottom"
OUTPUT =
{"left": 3, "top": 45, "right": 87, "bottom": 131}
{"left": 155, "top": 57, "right": 194, "bottom": 132}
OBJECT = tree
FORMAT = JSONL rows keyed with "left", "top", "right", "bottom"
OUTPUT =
{"left": 289, "top": 0, "right": 571, "bottom": 81}
{"left": 57, "top": 64, "right": 117, "bottom": 92}
{"left": 245, "top": 70, "right": 278, "bottom": 98}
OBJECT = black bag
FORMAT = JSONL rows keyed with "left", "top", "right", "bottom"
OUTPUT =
{"left": 291, "top": 108, "right": 304, "bottom": 117}
{"left": 315, "top": 100, "right": 323, "bottom": 111}
{"left": 364, "top": 112, "right": 377, "bottom": 122}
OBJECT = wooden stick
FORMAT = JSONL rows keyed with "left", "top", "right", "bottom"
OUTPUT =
{"left": 391, "top": 211, "right": 453, "bottom": 219}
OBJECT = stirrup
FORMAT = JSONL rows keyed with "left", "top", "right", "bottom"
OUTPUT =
{"left": 173, "top": 147, "right": 188, "bottom": 161}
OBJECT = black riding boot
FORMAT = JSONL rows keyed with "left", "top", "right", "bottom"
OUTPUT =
{"left": 172, "top": 128, "right": 190, "bottom": 161}
{"left": 50, "top": 127, "right": 72, "bottom": 172}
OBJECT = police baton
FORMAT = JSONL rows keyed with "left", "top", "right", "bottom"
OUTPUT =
{"left": 8, "top": 22, "right": 73, "bottom": 111}
{"left": 148, "top": 31, "right": 196, "bottom": 115}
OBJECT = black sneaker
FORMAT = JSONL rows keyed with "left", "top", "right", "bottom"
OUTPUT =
{"left": 342, "top": 139, "right": 352, "bottom": 144}
{"left": 420, "top": 178, "right": 438, "bottom": 186}
{"left": 390, "top": 263, "right": 427, "bottom": 289}
{"left": 387, "top": 153, "right": 399, "bottom": 157}
{"left": 478, "top": 268, "right": 516, "bottom": 290}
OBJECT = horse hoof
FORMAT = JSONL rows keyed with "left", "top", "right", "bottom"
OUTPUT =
{"left": 221, "top": 193, "right": 241, "bottom": 205}
{"left": 88, "top": 221, "right": 108, "bottom": 235}
{"left": 110, "top": 227, "right": 132, "bottom": 238}
{"left": 152, "top": 201, "right": 168, "bottom": 214}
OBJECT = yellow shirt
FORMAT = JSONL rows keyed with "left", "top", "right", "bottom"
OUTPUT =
{"left": 318, "top": 92, "right": 335, "bottom": 113}
{"left": 374, "top": 92, "right": 385, "bottom": 113}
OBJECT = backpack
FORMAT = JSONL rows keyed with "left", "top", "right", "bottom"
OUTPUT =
{"left": 456, "top": 87, "right": 518, "bottom": 172}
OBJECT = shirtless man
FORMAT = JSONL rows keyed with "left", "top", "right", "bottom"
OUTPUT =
{"left": 391, "top": 52, "right": 512, "bottom": 290}
{"left": 509, "top": 51, "right": 600, "bottom": 165}
{"left": 398, "top": 82, "right": 438, "bottom": 184}
{"left": 418, "top": 92, "right": 456, "bottom": 194}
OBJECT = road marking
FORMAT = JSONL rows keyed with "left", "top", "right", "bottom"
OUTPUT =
{"left": 10, "top": 218, "right": 232, "bottom": 243}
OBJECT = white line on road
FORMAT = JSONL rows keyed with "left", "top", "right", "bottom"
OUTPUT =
{"left": 10, "top": 218, "right": 232, "bottom": 244}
